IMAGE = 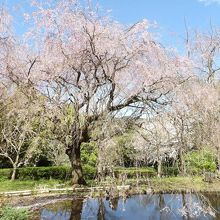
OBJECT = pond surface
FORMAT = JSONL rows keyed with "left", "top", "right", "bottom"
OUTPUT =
{"left": 34, "top": 193, "right": 220, "bottom": 220}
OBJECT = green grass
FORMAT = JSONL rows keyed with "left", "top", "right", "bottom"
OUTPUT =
{"left": 125, "top": 176, "right": 220, "bottom": 193}
{"left": 85, "top": 175, "right": 220, "bottom": 193}
{"left": 0, "top": 206, "right": 31, "bottom": 220}
{"left": 150, "top": 176, "right": 205, "bottom": 192}
{"left": 0, "top": 175, "right": 219, "bottom": 194}
{"left": 0, "top": 179, "right": 71, "bottom": 192}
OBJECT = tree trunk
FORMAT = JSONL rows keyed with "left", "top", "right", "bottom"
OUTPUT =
{"left": 156, "top": 146, "right": 162, "bottom": 178}
{"left": 179, "top": 117, "right": 186, "bottom": 176}
{"left": 67, "top": 143, "right": 86, "bottom": 185}
{"left": 217, "top": 148, "right": 220, "bottom": 173}
{"left": 157, "top": 159, "right": 162, "bottom": 178}
{"left": 11, "top": 166, "right": 17, "bottom": 181}
{"left": 10, "top": 153, "right": 20, "bottom": 181}
{"left": 66, "top": 121, "right": 89, "bottom": 185}
{"left": 179, "top": 147, "right": 186, "bottom": 176}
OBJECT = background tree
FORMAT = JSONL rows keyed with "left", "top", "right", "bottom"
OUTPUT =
{"left": 187, "top": 28, "right": 220, "bottom": 172}
{"left": 189, "top": 27, "right": 220, "bottom": 84}
{"left": 140, "top": 114, "right": 177, "bottom": 177}
{"left": 0, "top": 89, "right": 44, "bottom": 180}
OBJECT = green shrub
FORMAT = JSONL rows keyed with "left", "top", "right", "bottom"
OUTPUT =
{"left": 114, "top": 167, "right": 157, "bottom": 178}
{"left": 0, "top": 166, "right": 72, "bottom": 181}
{"left": 0, "top": 169, "right": 11, "bottom": 181}
{"left": 162, "top": 166, "right": 178, "bottom": 176}
{"left": 0, "top": 163, "right": 98, "bottom": 181}
{"left": 0, "top": 206, "right": 30, "bottom": 220}
{"left": 82, "top": 164, "right": 96, "bottom": 180}
{"left": 114, "top": 134, "right": 136, "bottom": 167}
{"left": 17, "top": 166, "right": 72, "bottom": 180}
{"left": 81, "top": 142, "right": 98, "bottom": 180}
{"left": 185, "top": 149, "right": 216, "bottom": 175}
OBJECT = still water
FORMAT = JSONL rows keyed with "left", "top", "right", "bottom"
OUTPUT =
{"left": 34, "top": 193, "right": 220, "bottom": 220}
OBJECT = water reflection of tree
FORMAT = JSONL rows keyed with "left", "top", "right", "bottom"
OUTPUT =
{"left": 204, "top": 193, "right": 220, "bottom": 219}
{"left": 39, "top": 193, "right": 219, "bottom": 219}
{"left": 178, "top": 193, "right": 217, "bottom": 219}
{"left": 97, "top": 197, "right": 120, "bottom": 219}
{"left": 97, "top": 198, "right": 105, "bottom": 220}
{"left": 69, "top": 199, "right": 84, "bottom": 220}
{"left": 181, "top": 192, "right": 190, "bottom": 220}
{"left": 108, "top": 197, "right": 119, "bottom": 210}
{"left": 159, "top": 194, "right": 167, "bottom": 220}
{"left": 134, "top": 194, "right": 153, "bottom": 207}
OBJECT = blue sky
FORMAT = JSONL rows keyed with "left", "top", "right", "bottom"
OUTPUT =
{"left": 93, "top": 0, "right": 220, "bottom": 49}
{"left": 3, "top": 0, "right": 220, "bottom": 50}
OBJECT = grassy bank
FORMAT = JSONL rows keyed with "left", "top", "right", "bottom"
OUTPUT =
{"left": 146, "top": 176, "right": 220, "bottom": 193}
{"left": 93, "top": 176, "right": 220, "bottom": 194}
{"left": 0, "top": 179, "right": 70, "bottom": 193}
{"left": 0, "top": 176, "right": 219, "bottom": 194}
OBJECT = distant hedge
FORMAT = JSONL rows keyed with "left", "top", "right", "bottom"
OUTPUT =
{"left": 114, "top": 167, "right": 157, "bottom": 178}
{"left": 162, "top": 166, "right": 179, "bottom": 176}
{"left": 0, "top": 166, "right": 157, "bottom": 181}
{"left": 0, "top": 166, "right": 72, "bottom": 181}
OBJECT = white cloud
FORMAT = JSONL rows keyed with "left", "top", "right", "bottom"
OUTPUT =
{"left": 199, "top": 0, "right": 220, "bottom": 5}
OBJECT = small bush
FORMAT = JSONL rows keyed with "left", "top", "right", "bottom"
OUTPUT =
{"left": 81, "top": 142, "right": 98, "bottom": 180}
{"left": 0, "top": 169, "right": 11, "bottom": 181}
{"left": 163, "top": 166, "right": 179, "bottom": 176}
{"left": 0, "top": 206, "right": 30, "bottom": 220}
{"left": 114, "top": 167, "right": 157, "bottom": 178}
{"left": 83, "top": 164, "right": 96, "bottom": 180}
{"left": 185, "top": 149, "right": 216, "bottom": 175}
{"left": 17, "top": 166, "right": 72, "bottom": 180}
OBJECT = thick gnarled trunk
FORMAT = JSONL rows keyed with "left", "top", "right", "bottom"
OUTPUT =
{"left": 66, "top": 143, "right": 86, "bottom": 185}
{"left": 66, "top": 121, "right": 89, "bottom": 185}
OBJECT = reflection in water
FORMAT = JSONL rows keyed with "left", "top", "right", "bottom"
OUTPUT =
{"left": 69, "top": 200, "right": 84, "bottom": 220}
{"left": 36, "top": 193, "right": 220, "bottom": 220}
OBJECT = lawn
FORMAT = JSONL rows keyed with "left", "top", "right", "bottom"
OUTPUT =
{"left": 0, "top": 176, "right": 220, "bottom": 194}
{"left": 0, "top": 179, "right": 70, "bottom": 193}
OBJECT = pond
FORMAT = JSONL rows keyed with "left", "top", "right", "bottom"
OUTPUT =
{"left": 34, "top": 193, "right": 220, "bottom": 220}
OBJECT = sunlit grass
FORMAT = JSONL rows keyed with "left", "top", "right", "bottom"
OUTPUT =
{"left": 0, "top": 176, "right": 219, "bottom": 193}
{"left": 0, "top": 179, "right": 71, "bottom": 192}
